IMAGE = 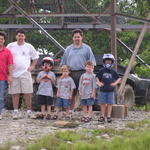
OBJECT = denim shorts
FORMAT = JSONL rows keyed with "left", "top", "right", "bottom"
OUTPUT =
{"left": 98, "top": 91, "right": 115, "bottom": 104}
{"left": 80, "top": 98, "right": 95, "bottom": 106}
{"left": 55, "top": 97, "right": 71, "bottom": 108}
{"left": 37, "top": 95, "right": 53, "bottom": 105}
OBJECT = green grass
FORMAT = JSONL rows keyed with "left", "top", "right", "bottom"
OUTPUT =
{"left": 26, "top": 125, "right": 150, "bottom": 150}
{"left": 1, "top": 119, "right": 150, "bottom": 150}
{"left": 127, "top": 119, "right": 150, "bottom": 129}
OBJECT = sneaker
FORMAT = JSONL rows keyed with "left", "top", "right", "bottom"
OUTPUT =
{"left": 0, "top": 114, "right": 2, "bottom": 120}
{"left": 13, "top": 111, "right": 19, "bottom": 120}
{"left": 27, "top": 112, "right": 36, "bottom": 119}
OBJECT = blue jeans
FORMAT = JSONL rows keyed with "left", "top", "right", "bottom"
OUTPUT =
{"left": 80, "top": 98, "right": 95, "bottom": 106}
{"left": 55, "top": 97, "right": 71, "bottom": 109}
{"left": 98, "top": 91, "right": 115, "bottom": 104}
{"left": 0, "top": 81, "right": 7, "bottom": 113}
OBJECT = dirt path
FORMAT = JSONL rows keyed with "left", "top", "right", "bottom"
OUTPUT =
{"left": 0, "top": 110, "right": 150, "bottom": 146}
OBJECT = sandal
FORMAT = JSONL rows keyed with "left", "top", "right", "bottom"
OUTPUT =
{"left": 65, "top": 115, "right": 71, "bottom": 120}
{"left": 36, "top": 113, "right": 45, "bottom": 119}
{"left": 46, "top": 114, "right": 51, "bottom": 120}
{"left": 98, "top": 116, "right": 105, "bottom": 123}
{"left": 84, "top": 117, "right": 90, "bottom": 123}
{"left": 80, "top": 116, "right": 86, "bottom": 122}
{"left": 51, "top": 115, "right": 58, "bottom": 120}
{"left": 107, "top": 117, "right": 112, "bottom": 123}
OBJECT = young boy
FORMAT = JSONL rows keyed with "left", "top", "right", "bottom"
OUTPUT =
{"left": 96, "top": 54, "right": 121, "bottom": 123}
{"left": 79, "top": 60, "right": 97, "bottom": 122}
{"left": 36, "top": 57, "right": 56, "bottom": 119}
{"left": 52, "top": 65, "right": 76, "bottom": 120}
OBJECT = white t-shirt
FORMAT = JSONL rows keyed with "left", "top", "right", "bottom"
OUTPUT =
{"left": 7, "top": 42, "right": 39, "bottom": 77}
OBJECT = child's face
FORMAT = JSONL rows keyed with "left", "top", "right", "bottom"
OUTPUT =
{"left": 42, "top": 63, "right": 52, "bottom": 72}
{"left": 85, "top": 65, "right": 94, "bottom": 73}
{"left": 104, "top": 59, "right": 112, "bottom": 64}
{"left": 62, "top": 70, "right": 70, "bottom": 76}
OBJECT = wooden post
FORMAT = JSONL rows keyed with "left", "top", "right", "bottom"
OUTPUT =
{"left": 111, "top": 0, "right": 117, "bottom": 69}
{"left": 117, "top": 12, "right": 150, "bottom": 102}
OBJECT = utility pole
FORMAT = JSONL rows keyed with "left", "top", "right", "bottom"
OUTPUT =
{"left": 111, "top": 0, "right": 117, "bottom": 69}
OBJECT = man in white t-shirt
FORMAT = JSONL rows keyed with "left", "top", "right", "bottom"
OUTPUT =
{"left": 7, "top": 29, "right": 39, "bottom": 119}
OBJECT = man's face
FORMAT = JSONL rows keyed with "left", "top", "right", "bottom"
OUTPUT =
{"left": 72, "top": 33, "right": 83, "bottom": 45}
{"left": 16, "top": 33, "right": 26, "bottom": 43}
{"left": 0, "top": 35, "right": 5, "bottom": 46}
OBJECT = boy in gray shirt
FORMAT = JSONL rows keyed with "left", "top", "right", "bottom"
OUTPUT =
{"left": 79, "top": 60, "right": 97, "bottom": 122}
{"left": 36, "top": 57, "right": 56, "bottom": 119}
{"left": 52, "top": 65, "right": 76, "bottom": 120}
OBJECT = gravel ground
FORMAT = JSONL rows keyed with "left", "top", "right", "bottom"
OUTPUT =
{"left": 0, "top": 109, "right": 150, "bottom": 147}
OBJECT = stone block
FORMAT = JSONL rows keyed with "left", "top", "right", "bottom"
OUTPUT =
{"left": 112, "top": 104, "right": 128, "bottom": 118}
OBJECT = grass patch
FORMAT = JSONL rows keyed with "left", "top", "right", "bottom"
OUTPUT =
{"left": 127, "top": 119, "right": 150, "bottom": 129}
{"left": 27, "top": 127, "right": 150, "bottom": 150}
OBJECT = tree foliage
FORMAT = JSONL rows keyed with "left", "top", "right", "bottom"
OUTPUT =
{"left": 0, "top": 0, "right": 150, "bottom": 77}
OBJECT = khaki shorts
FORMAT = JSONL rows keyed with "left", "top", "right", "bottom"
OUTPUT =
{"left": 9, "top": 71, "right": 33, "bottom": 94}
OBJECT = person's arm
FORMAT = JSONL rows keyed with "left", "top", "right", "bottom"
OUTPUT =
{"left": 87, "top": 46, "right": 96, "bottom": 66}
{"left": 7, "top": 50, "right": 13, "bottom": 84}
{"left": 47, "top": 74, "right": 56, "bottom": 86}
{"left": 90, "top": 88, "right": 96, "bottom": 98}
{"left": 90, "top": 76, "right": 97, "bottom": 98}
{"left": 69, "top": 89, "right": 74, "bottom": 99}
{"left": 56, "top": 79, "right": 60, "bottom": 97}
{"left": 110, "top": 78, "right": 121, "bottom": 87}
{"left": 60, "top": 49, "right": 68, "bottom": 66}
{"left": 28, "top": 59, "right": 38, "bottom": 72}
{"left": 7, "top": 64, "right": 13, "bottom": 84}
{"left": 78, "top": 75, "right": 83, "bottom": 97}
{"left": 96, "top": 77, "right": 104, "bottom": 87}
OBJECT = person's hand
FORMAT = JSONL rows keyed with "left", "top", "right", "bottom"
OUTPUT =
{"left": 79, "top": 91, "right": 82, "bottom": 97}
{"left": 90, "top": 92, "right": 95, "bottom": 98}
{"left": 57, "top": 92, "right": 60, "bottom": 97}
{"left": 41, "top": 74, "right": 48, "bottom": 79}
{"left": 27, "top": 65, "right": 35, "bottom": 72}
{"left": 110, "top": 82, "right": 117, "bottom": 87}
{"left": 68, "top": 95, "right": 72, "bottom": 100}
{"left": 96, "top": 81, "right": 104, "bottom": 87}
{"left": 47, "top": 75, "right": 52, "bottom": 80}
{"left": 7, "top": 75, "right": 13, "bottom": 84}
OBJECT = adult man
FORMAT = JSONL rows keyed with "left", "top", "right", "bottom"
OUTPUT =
{"left": 0, "top": 31, "right": 13, "bottom": 120}
{"left": 61, "top": 29, "right": 96, "bottom": 110}
{"left": 7, "top": 29, "right": 39, "bottom": 119}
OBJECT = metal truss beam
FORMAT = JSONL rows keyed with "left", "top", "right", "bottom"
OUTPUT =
{"left": 1, "top": 24, "right": 150, "bottom": 31}
{"left": 8, "top": 0, "right": 65, "bottom": 58}
{"left": 0, "top": 13, "right": 110, "bottom": 18}
{"left": 117, "top": 38, "right": 150, "bottom": 69}
{"left": 116, "top": 13, "right": 150, "bottom": 24}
